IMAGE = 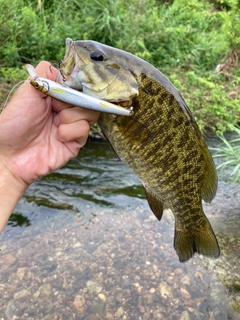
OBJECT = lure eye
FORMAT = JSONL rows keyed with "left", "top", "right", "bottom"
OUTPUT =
{"left": 34, "top": 83, "right": 39, "bottom": 89}
{"left": 90, "top": 51, "right": 104, "bottom": 61}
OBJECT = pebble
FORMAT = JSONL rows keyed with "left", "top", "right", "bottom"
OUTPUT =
{"left": 181, "top": 275, "right": 191, "bottom": 286}
{"left": 0, "top": 244, "right": 7, "bottom": 251}
{"left": 105, "top": 312, "right": 114, "bottom": 319}
{"left": 179, "top": 310, "right": 191, "bottom": 320}
{"left": 91, "top": 301, "right": 105, "bottom": 316}
{"left": 40, "top": 301, "right": 54, "bottom": 315}
{"left": 180, "top": 287, "right": 191, "bottom": 299}
{"left": 122, "top": 275, "right": 131, "bottom": 287}
{"left": 16, "top": 267, "right": 25, "bottom": 278}
{"left": 87, "top": 280, "right": 102, "bottom": 293}
{"left": 152, "top": 264, "right": 159, "bottom": 273}
{"left": 159, "top": 282, "right": 172, "bottom": 299}
{"left": 84, "top": 315, "right": 100, "bottom": 320}
{"left": 145, "top": 293, "right": 153, "bottom": 305}
{"left": 143, "top": 313, "right": 151, "bottom": 320}
{"left": 175, "top": 268, "right": 183, "bottom": 275}
{"left": 73, "top": 294, "right": 85, "bottom": 313}
{"left": 39, "top": 284, "right": 53, "bottom": 301}
{"left": 14, "top": 289, "right": 31, "bottom": 301}
{"left": 5, "top": 300, "right": 19, "bottom": 320}
{"left": 98, "top": 293, "right": 107, "bottom": 302}
{"left": 51, "top": 274, "right": 64, "bottom": 289}
{"left": 116, "top": 307, "right": 124, "bottom": 318}
{"left": 154, "top": 309, "right": 164, "bottom": 319}
{"left": 42, "top": 315, "right": 54, "bottom": 320}
{"left": 3, "top": 254, "right": 17, "bottom": 270}
{"left": 138, "top": 305, "right": 145, "bottom": 313}
{"left": 115, "top": 292, "right": 123, "bottom": 303}
{"left": 72, "top": 241, "right": 81, "bottom": 248}
{"left": 40, "top": 259, "right": 57, "bottom": 272}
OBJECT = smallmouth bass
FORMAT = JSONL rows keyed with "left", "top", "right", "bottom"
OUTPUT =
{"left": 60, "top": 38, "right": 220, "bottom": 262}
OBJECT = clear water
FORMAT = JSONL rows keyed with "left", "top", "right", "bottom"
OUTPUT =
{"left": 0, "top": 140, "right": 239, "bottom": 320}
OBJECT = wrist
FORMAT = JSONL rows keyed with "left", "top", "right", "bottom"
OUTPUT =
{"left": 0, "top": 161, "right": 28, "bottom": 234}
{"left": 0, "top": 159, "right": 29, "bottom": 193}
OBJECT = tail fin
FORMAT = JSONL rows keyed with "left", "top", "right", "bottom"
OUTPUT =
{"left": 174, "top": 222, "right": 220, "bottom": 263}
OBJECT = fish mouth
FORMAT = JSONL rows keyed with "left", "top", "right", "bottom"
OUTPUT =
{"left": 58, "top": 38, "right": 84, "bottom": 90}
{"left": 57, "top": 39, "right": 135, "bottom": 107}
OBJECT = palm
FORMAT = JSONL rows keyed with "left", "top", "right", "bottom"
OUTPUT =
{"left": 0, "top": 62, "right": 99, "bottom": 185}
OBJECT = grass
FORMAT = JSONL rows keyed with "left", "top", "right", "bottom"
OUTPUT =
{"left": 211, "top": 126, "right": 240, "bottom": 182}
{"left": 0, "top": 0, "right": 239, "bottom": 132}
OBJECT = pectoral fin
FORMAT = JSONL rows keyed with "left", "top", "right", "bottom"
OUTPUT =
{"left": 100, "top": 130, "right": 121, "bottom": 159}
{"left": 143, "top": 187, "right": 164, "bottom": 221}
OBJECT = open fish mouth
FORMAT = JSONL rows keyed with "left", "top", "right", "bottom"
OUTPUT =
{"left": 57, "top": 38, "right": 138, "bottom": 105}
{"left": 57, "top": 38, "right": 84, "bottom": 90}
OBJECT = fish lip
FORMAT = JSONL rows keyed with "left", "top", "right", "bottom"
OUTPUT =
{"left": 59, "top": 38, "right": 85, "bottom": 89}
{"left": 65, "top": 37, "right": 73, "bottom": 48}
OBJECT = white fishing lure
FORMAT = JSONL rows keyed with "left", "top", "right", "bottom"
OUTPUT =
{"left": 26, "top": 64, "right": 133, "bottom": 116}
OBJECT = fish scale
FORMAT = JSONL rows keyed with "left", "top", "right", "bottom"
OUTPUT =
{"left": 60, "top": 38, "right": 220, "bottom": 262}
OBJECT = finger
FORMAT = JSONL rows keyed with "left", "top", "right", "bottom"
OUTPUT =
{"left": 52, "top": 98, "right": 78, "bottom": 113}
{"left": 34, "top": 62, "right": 101, "bottom": 126}
{"left": 54, "top": 106, "right": 100, "bottom": 127}
{"left": 57, "top": 119, "right": 90, "bottom": 146}
{"left": 34, "top": 61, "right": 58, "bottom": 81}
{"left": 63, "top": 140, "right": 84, "bottom": 158}
{"left": 13, "top": 61, "right": 59, "bottom": 102}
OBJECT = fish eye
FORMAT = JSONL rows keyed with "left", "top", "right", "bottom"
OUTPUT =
{"left": 90, "top": 51, "right": 104, "bottom": 61}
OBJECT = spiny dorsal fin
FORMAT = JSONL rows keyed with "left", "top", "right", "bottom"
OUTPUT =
{"left": 143, "top": 186, "right": 164, "bottom": 221}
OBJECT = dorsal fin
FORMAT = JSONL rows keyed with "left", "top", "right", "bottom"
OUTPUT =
{"left": 201, "top": 142, "right": 218, "bottom": 203}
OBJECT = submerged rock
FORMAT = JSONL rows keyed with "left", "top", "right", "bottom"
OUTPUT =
{"left": 73, "top": 294, "right": 86, "bottom": 313}
{"left": 86, "top": 280, "right": 102, "bottom": 293}
{"left": 179, "top": 310, "right": 190, "bottom": 320}
{"left": 116, "top": 306, "right": 124, "bottom": 318}
{"left": 91, "top": 301, "right": 106, "bottom": 316}
{"left": 14, "top": 289, "right": 31, "bottom": 301}
{"left": 3, "top": 254, "right": 17, "bottom": 271}
{"left": 159, "top": 282, "right": 172, "bottom": 299}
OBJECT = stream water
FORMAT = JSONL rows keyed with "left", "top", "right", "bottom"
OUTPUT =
{"left": 0, "top": 139, "right": 239, "bottom": 320}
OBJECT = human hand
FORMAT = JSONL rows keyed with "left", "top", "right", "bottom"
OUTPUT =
{"left": 0, "top": 61, "right": 100, "bottom": 188}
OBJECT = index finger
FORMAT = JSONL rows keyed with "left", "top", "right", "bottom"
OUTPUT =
{"left": 34, "top": 62, "right": 81, "bottom": 112}
{"left": 34, "top": 61, "right": 58, "bottom": 81}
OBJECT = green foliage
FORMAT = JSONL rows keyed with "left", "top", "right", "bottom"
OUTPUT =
{"left": 169, "top": 70, "right": 240, "bottom": 133}
{"left": 211, "top": 126, "right": 240, "bottom": 183}
{"left": 0, "top": 0, "right": 238, "bottom": 68}
{"left": 0, "top": 0, "right": 239, "bottom": 132}
{"left": 0, "top": 67, "right": 28, "bottom": 83}
{"left": 138, "top": 0, "right": 229, "bottom": 70}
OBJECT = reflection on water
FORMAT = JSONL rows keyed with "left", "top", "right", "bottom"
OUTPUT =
{"left": 8, "top": 213, "right": 31, "bottom": 228}
{"left": 0, "top": 141, "right": 240, "bottom": 319}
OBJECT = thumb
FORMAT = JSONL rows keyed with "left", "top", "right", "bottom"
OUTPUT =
{"left": 34, "top": 61, "right": 59, "bottom": 81}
